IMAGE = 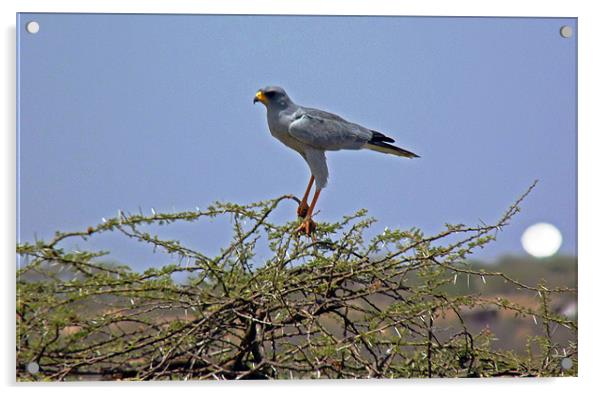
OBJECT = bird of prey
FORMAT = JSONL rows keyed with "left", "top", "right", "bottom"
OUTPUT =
{"left": 254, "top": 86, "right": 419, "bottom": 236}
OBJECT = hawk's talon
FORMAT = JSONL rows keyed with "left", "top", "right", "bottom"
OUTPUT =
{"left": 296, "top": 218, "right": 316, "bottom": 237}
{"left": 297, "top": 201, "right": 309, "bottom": 218}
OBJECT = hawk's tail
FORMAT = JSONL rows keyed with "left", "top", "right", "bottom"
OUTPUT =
{"left": 366, "top": 130, "right": 419, "bottom": 158}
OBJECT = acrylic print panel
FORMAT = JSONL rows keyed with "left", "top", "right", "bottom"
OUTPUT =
{"left": 16, "top": 13, "right": 577, "bottom": 380}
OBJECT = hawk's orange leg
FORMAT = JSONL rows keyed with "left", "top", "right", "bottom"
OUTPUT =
{"left": 297, "top": 188, "right": 321, "bottom": 237}
{"left": 297, "top": 175, "right": 314, "bottom": 218}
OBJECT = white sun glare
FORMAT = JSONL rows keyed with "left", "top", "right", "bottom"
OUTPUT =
{"left": 521, "top": 223, "right": 563, "bottom": 258}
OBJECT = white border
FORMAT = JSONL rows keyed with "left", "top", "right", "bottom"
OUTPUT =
{"left": 3, "top": 1, "right": 600, "bottom": 394}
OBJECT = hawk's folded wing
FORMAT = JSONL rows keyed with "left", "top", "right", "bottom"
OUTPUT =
{"left": 288, "top": 108, "right": 372, "bottom": 151}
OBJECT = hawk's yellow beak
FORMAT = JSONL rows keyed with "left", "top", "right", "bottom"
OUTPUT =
{"left": 254, "top": 90, "right": 268, "bottom": 105}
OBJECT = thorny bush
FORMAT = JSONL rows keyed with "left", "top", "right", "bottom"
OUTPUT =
{"left": 16, "top": 181, "right": 577, "bottom": 380}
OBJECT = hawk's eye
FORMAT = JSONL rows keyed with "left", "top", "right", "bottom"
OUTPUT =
{"left": 264, "top": 91, "right": 276, "bottom": 98}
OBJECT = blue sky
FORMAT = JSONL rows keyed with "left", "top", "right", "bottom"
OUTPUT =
{"left": 17, "top": 14, "right": 577, "bottom": 269}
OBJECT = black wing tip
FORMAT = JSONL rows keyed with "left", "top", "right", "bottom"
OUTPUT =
{"left": 369, "top": 130, "right": 395, "bottom": 144}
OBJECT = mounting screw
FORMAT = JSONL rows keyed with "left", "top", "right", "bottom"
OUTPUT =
{"left": 560, "top": 25, "right": 573, "bottom": 38}
{"left": 26, "top": 21, "right": 40, "bottom": 34}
